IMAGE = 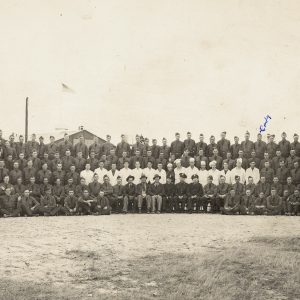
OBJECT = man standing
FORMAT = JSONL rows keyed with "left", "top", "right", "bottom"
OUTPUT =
{"left": 278, "top": 132, "right": 290, "bottom": 158}
{"left": 160, "top": 138, "right": 171, "bottom": 160}
{"left": 59, "top": 133, "right": 73, "bottom": 157}
{"left": 170, "top": 133, "right": 184, "bottom": 159}
{"left": 254, "top": 133, "right": 267, "bottom": 160}
{"left": 116, "top": 134, "right": 131, "bottom": 158}
{"left": 102, "top": 135, "right": 115, "bottom": 156}
{"left": 131, "top": 135, "right": 144, "bottom": 156}
{"left": 74, "top": 136, "right": 89, "bottom": 159}
{"left": 217, "top": 131, "right": 230, "bottom": 159}
{"left": 291, "top": 133, "right": 300, "bottom": 157}
{"left": 207, "top": 136, "right": 217, "bottom": 158}
{"left": 241, "top": 131, "right": 254, "bottom": 159}
{"left": 195, "top": 134, "right": 208, "bottom": 157}
{"left": 184, "top": 132, "right": 196, "bottom": 157}
{"left": 151, "top": 139, "right": 161, "bottom": 160}
{"left": 266, "top": 134, "right": 278, "bottom": 159}
{"left": 291, "top": 160, "right": 300, "bottom": 186}
{"left": 89, "top": 137, "right": 102, "bottom": 158}
{"left": 230, "top": 136, "right": 241, "bottom": 160}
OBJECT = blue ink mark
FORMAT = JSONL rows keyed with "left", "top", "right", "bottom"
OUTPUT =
{"left": 259, "top": 115, "right": 272, "bottom": 133}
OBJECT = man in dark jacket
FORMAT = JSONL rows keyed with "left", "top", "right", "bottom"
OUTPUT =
{"left": 187, "top": 174, "right": 204, "bottom": 213}
{"left": 149, "top": 174, "right": 164, "bottom": 213}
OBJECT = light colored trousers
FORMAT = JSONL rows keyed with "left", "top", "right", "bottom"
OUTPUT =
{"left": 137, "top": 195, "right": 151, "bottom": 209}
{"left": 152, "top": 195, "right": 162, "bottom": 212}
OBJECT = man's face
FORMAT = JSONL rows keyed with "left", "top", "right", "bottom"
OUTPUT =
{"left": 70, "top": 166, "right": 75, "bottom": 172}
{"left": 245, "top": 134, "right": 250, "bottom": 140}
{"left": 121, "top": 136, "right": 126, "bottom": 142}
{"left": 279, "top": 161, "right": 284, "bottom": 167}
{"left": 99, "top": 162, "right": 104, "bottom": 168}
{"left": 294, "top": 136, "right": 299, "bottom": 142}
{"left": 265, "top": 162, "right": 270, "bottom": 168}
{"left": 20, "top": 136, "right": 24, "bottom": 143}
{"left": 251, "top": 151, "right": 256, "bottom": 157}
{"left": 223, "top": 163, "right": 228, "bottom": 170}
{"left": 176, "top": 162, "right": 181, "bottom": 168}
{"left": 235, "top": 177, "right": 240, "bottom": 183}
{"left": 69, "top": 179, "right": 74, "bottom": 185}
{"left": 264, "top": 153, "right": 269, "bottom": 159}
{"left": 259, "top": 192, "right": 264, "bottom": 198}
{"left": 226, "top": 152, "right": 231, "bottom": 159}
{"left": 213, "top": 149, "right": 218, "bottom": 156}
{"left": 80, "top": 179, "right": 85, "bottom": 185}
{"left": 147, "top": 162, "right": 152, "bottom": 169}
{"left": 157, "top": 164, "right": 162, "bottom": 171}
{"left": 220, "top": 177, "right": 225, "bottom": 184}
{"left": 55, "top": 153, "right": 60, "bottom": 159}
{"left": 187, "top": 133, "right": 191, "bottom": 139}
{"left": 141, "top": 177, "right": 146, "bottom": 183}
{"left": 85, "top": 164, "right": 91, "bottom": 170}
{"left": 246, "top": 190, "right": 250, "bottom": 196}
{"left": 271, "top": 189, "right": 276, "bottom": 196}
{"left": 295, "top": 190, "right": 300, "bottom": 197}
{"left": 56, "top": 179, "right": 61, "bottom": 185}
{"left": 238, "top": 151, "right": 243, "bottom": 157}
{"left": 0, "top": 161, "right": 4, "bottom": 168}
{"left": 42, "top": 164, "right": 47, "bottom": 170}
{"left": 110, "top": 149, "right": 115, "bottom": 156}
{"left": 136, "top": 136, "right": 140, "bottom": 143}
{"left": 261, "top": 177, "right": 266, "bottom": 183}
{"left": 234, "top": 137, "right": 239, "bottom": 143}
{"left": 43, "top": 178, "right": 49, "bottom": 184}
{"left": 250, "top": 162, "right": 255, "bottom": 169}
{"left": 294, "top": 162, "right": 299, "bottom": 169}
{"left": 199, "top": 136, "right": 204, "bottom": 142}
{"left": 248, "top": 177, "right": 253, "bottom": 184}
{"left": 147, "top": 151, "right": 152, "bottom": 157}
{"left": 111, "top": 164, "right": 116, "bottom": 170}
{"left": 57, "top": 164, "right": 62, "bottom": 171}
{"left": 287, "top": 177, "right": 292, "bottom": 184}
{"left": 135, "top": 162, "right": 140, "bottom": 169}
{"left": 135, "top": 151, "right": 140, "bottom": 157}
{"left": 50, "top": 137, "right": 55, "bottom": 143}
{"left": 273, "top": 177, "right": 279, "bottom": 184}
{"left": 175, "top": 134, "right": 180, "bottom": 141}
{"left": 66, "top": 150, "right": 71, "bottom": 156}
{"left": 207, "top": 178, "right": 212, "bottom": 184}
{"left": 210, "top": 137, "right": 215, "bottom": 143}
{"left": 276, "top": 151, "right": 281, "bottom": 157}
{"left": 30, "top": 177, "right": 35, "bottom": 184}
{"left": 79, "top": 137, "right": 84, "bottom": 143}
{"left": 124, "top": 162, "right": 129, "bottom": 168}
{"left": 14, "top": 162, "right": 19, "bottom": 169}
{"left": 167, "top": 165, "right": 173, "bottom": 171}
{"left": 69, "top": 191, "right": 74, "bottom": 197}
{"left": 5, "top": 141, "right": 9, "bottom": 147}
{"left": 230, "top": 190, "right": 235, "bottom": 197}
{"left": 162, "top": 139, "right": 167, "bottom": 146}
{"left": 77, "top": 152, "right": 82, "bottom": 158}
{"left": 94, "top": 174, "right": 99, "bottom": 182}
{"left": 154, "top": 177, "right": 160, "bottom": 183}
{"left": 64, "top": 135, "right": 69, "bottom": 141}
{"left": 4, "top": 176, "right": 9, "bottom": 183}
{"left": 19, "top": 153, "right": 24, "bottom": 160}
{"left": 153, "top": 140, "right": 157, "bottom": 146}
{"left": 128, "top": 178, "right": 133, "bottom": 184}
{"left": 117, "top": 178, "right": 122, "bottom": 184}
{"left": 24, "top": 190, "right": 30, "bottom": 197}
{"left": 189, "top": 161, "right": 195, "bottom": 167}
{"left": 107, "top": 136, "right": 111, "bottom": 142}
{"left": 179, "top": 177, "right": 185, "bottom": 183}
{"left": 31, "top": 135, "right": 36, "bottom": 141}
{"left": 290, "top": 150, "right": 295, "bottom": 157}
{"left": 17, "top": 178, "right": 22, "bottom": 185}
{"left": 83, "top": 190, "right": 89, "bottom": 197}
{"left": 257, "top": 134, "right": 262, "bottom": 141}
{"left": 104, "top": 177, "right": 109, "bottom": 184}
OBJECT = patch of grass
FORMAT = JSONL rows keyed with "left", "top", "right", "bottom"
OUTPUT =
{"left": 1, "top": 236, "right": 299, "bottom": 300}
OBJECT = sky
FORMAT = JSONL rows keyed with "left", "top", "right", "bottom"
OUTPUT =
{"left": 0, "top": 0, "right": 299, "bottom": 145}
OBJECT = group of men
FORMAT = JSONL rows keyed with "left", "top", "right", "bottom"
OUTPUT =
{"left": 0, "top": 129, "right": 299, "bottom": 217}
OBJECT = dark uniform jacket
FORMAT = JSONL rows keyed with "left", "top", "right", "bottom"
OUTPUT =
{"left": 74, "top": 143, "right": 89, "bottom": 159}
{"left": 32, "top": 157, "right": 42, "bottom": 171}
{"left": 88, "top": 181, "right": 102, "bottom": 197}
{"left": 52, "top": 170, "right": 66, "bottom": 184}
{"left": 75, "top": 184, "right": 89, "bottom": 197}
{"left": 230, "top": 143, "right": 241, "bottom": 159}
{"left": 232, "top": 182, "right": 244, "bottom": 195}
{"left": 207, "top": 143, "right": 217, "bottom": 158}
{"left": 27, "top": 183, "right": 41, "bottom": 199}
{"left": 9, "top": 169, "right": 23, "bottom": 185}
{"left": 255, "top": 182, "right": 270, "bottom": 197}
{"left": 241, "top": 140, "right": 254, "bottom": 159}
{"left": 46, "top": 143, "right": 59, "bottom": 159}
{"left": 270, "top": 183, "right": 283, "bottom": 197}
{"left": 184, "top": 139, "right": 196, "bottom": 156}
{"left": 64, "top": 183, "right": 77, "bottom": 196}
{"left": 0, "top": 194, "right": 18, "bottom": 210}
{"left": 14, "top": 184, "right": 26, "bottom": 196}
{"left": 160, "top": 145, "right": 171, "bottom": 159}
{"left": 102, "top": 142, "right": 115, "bottom": 156}
{"left": 260, "top": 167, "right": 275, "bottom": 184}
{"left": 196, "top": 142, "right": 208, "bottom": 157}
{"left": 25, "top": 141, "right": 39, "bottom": 158}
{"left": 89, "top": 143, "right": 102, "bottom": 157}
{"left": 37, "top": 169, "right": 52, "bottom": 184}
{"left": 254, "top": 140, "right": 267, "bottom": 159}
{"left": 195, "top": 155, "right": 208, "bottom": 169}
{"left": 62, "top": 156, "right": 76, "bottom": 172}
{"left": 23, "top": 167, "right": 37, "bottom": 184}
{"left": 181, "top": 155, "right": 191, "bottom": 168}
{"left": 116, "top": 142, "right": 131, "bottom": 158}
{"left": 131, "top": 142, "right": 144, "bottom": 156}
{"left": 278, "top": 140, "right": 290, "bottom": 158}
{"left": 175, "top": 182, "right": 188, "bottom": 197}
{"left": 66, "top": 171, "right": 80, "bottom": 185}
{"left": 102, "top": 182, "right": 114, "bottom": 197}
{"left": 209, "top": 155, "right": 223, "bottom": 170}
{"left": 16, "top": 142, "right": 26, "bottom": 157}
{"left": 291, "top": 167, "right": 300, "bottom": 186}
{"left": 59, "top": 140, "right": 73, "bottom": 157}
{"left": 86, "top": 157, "right": 99, "bottom": 171}
{"left": 0, "top": 167, "right": 9, "bottom": 183}
{"left": 266, "top": 195, "right": 282, "bottom": 209}
{"left": 96, "top": 195, "right": 110, "bottom": 207}
{"left": 64, "top": 195, "right": 78, "bottom": 209}
{"left": 283, "top": 183, "right": 295, "bottom": 196}
{"left": 20, "top": 195, "right": 39, "bottom": 208}
{"left": 272, "top": 156, "right": 284, "bottom": 171}
{"left": 149, "top": 182, "right": 164, "bottom": 196}
{"left": 129, "top": 156, "right": 143, "bottom": 169}
{"left": 188, "top": 182, "right": 204, "bottom": 197}
{"left": 203, "top": 183, "right": 217, "bottom": 196}
{"left": 170, "top": 140, "right": 184, "bottom": 158}
{"left": 224, "top": 195, "right": 240, "bottom": 208}
{"left": 276, "top": 166, "right": 290, "bottom": 185}
{"left": 142, "top": 156, "right": 156, "bottom": 169}
{"left": 40, "top": 183, "right": 53, "bottom": 196}
{"left": 291, "top": 141, "right": 300, "bottom": 157}
{"left": 123, "top": 183, "right": 136, "bottom": 197}
{"left": 113, "top": 184, "right": 124, "bottom": 198}
{"left": 223, "top": 158, "right": 235, "bottom": 170}
{"left": 217, "top": 139, "right": 231, "bottom": 159}
{"left": 151, "top": 145, "right": 161, "bottom": 159}
{"left": 41, "top": 194, "right": 56, "bottom": 207}
{"left": 266, "top": 142, "right": 278, "bottom": 159}
{"left": 74, "top": 157, "right": 86, "bottom": 172}
{"left": 259, "top": 158, "right": 273, "bottom": 170}
{"left": 163, "top": 183, "right": 175, "bottom": 197}
{"left": 217, "top": 183, "right": 230, "bottom": 196}
{"left": 241, "top": 195, "right": 255, "bottom": 208}
{"left": 245, "top": 183, "right": 256, "bottom": 196}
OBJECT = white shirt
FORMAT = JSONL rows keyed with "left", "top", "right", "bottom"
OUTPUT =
{"left": 245, "top": 167, "right": 260, "bottom": 184}
{"left": 219, "top": 169, "right": 232, "bottom": 185}
{"left": 174, "top": 167, "right": 186, "bottom": 184}
{"left": 131, "top": 168, "right": 144, "bottom": 185}
{"left": 143, "top": 167, "right": 156, "bottom": 184}
{"left": 231, "top": 167, "right": 246, "bottom": 184}
{"left": 185, "top": 166, "right": 199, "bottom": 184}
{"left": 107, "top": 169, "right": 120, "bottom": 186}
{"left": 208, "top": 168, "right": 221, "bottom": 186}
{"left": 80, "top": 170, "right": 94, "bottom": 185}
{"left": 94, "top": 167, "right": 109, "bottom": 184}
{"left": 119, "top": 167, "right": 133, "bottom": 185}
{"left": 198, "top": 169, "right": 209, "bottom": 186}
{"left": 155, "top": 168, "right": 167, "bottom": 184}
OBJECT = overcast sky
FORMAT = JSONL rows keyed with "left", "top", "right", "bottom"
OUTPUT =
{"left": 0, "top": 0, "right": 299, "bottom": 144}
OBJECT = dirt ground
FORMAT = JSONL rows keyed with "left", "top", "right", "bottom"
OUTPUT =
{"left": 0, "top": 215, "right": 299, "bottom": 299}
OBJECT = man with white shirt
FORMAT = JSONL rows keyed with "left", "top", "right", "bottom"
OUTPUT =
{"left": 198, "top": 161, "right": 209, "bottom": 187}
{"left": 219, "top": 162, "right": 232, "bottom": 184}
{"left": 174, "top": 159, "right": 186, "bottom": 184}
{"left": 231, "top": 158, "right": 246, "bottom": 184}
{"left": 185, "top": 158, "right": 199, "bottom": 184}
{"left": 156, "top": 163, "right": 167, "bottom": 184}
{"left": 143, "top": 161, "right": 156, "bottom": 184}
{"left": 107, "top": 163, "right": 120, "bottom": 186}
{"left": 119, "top": 160, "right": 133, "bottom": 185}
{"left": 208, "top": 161, "right": 220, "bottom": 186}
{"left": 80, "top": 163, "right": 94, "bottom": 185}
{"left": 94, "top": 161, "right": 108, "bottom": 184}
{"left": 131, "top": 161, "right": 144, "bottom": 185}
{"left": 245, "top": 161, "right": 260, "bottom": 184}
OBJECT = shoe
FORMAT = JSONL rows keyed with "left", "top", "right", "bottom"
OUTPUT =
{"left": 157, "top": 211, "right": 161, "bottom": 214}
{"left": 138, "top": 209, "right": 142, "bottom": 214}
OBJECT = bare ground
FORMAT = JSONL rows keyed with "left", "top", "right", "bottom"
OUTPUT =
{"left": 0, "top": 215, "right": 299, "bottom": 299}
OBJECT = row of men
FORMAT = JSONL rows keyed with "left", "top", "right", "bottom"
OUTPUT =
{"left": 0, "top": 152, "right": 299, "bottom": 188}
{"left": 1, "top": 130, "right": 300, "bottom": 161}
{"left": 0, "top": 173, "right": 299, "bottom": 217}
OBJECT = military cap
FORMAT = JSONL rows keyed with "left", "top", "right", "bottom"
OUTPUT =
{"left": 187, "top": 131, "right": 191, "bottom": 135}
{"left": 121, "top": 134, "right": 125, "bottom": 138}
{"left": 117, "top": 175, "right": 122, "bottom": 179}
{"left": 50, "top": 135, "right": 54, "bottom": 139}
{"left": 39, "top": 136, "right": 44, "bottom": 140}
{"left": 107, "top": 134, "right": 111, "bottom": 138}
{"left": 294, "top": 133, "right": 299, "bottom": 137}
{"left": 245, "top": 131, "right": 250, "bottom": 135}
{"left": 191, "top": 174, "right": 199, "bottom": 180}
{"left": 179, "top": 173, "right": 187, "bottom": 179}
{"left": 153, "top": 174, "right": 161, "bottom": 180}
{"left": 162, "top": 137, "right": 167, "bottom": 141}
{"left": 175, "top": 132, "right": 180, "bottom": 136}
{"left": 235, "top": 175, "right": 240, "bottom": 179}
{"left": 207, "top": 175, "right": 213, "bottom": 180}
{"left": 126, "top": 175, "right": 135, "bottom": 182}
{"left": 221, "top": 131, "right": 226, "bottom": 134}
{"left": 199, "top": 133, "right": 204, "bottom": 137}
{"left": 210, "top": 135, "right": 215, "bottom": 139}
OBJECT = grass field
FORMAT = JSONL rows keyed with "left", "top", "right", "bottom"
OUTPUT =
{"left": 0, "top": 215, "right": 299, "bottom": 300}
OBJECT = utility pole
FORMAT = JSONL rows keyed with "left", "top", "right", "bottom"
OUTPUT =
{"left": 25, "top": 97, "right": 28, "bottom": 142}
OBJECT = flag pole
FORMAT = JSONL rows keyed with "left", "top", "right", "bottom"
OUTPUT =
{"left": 25, "top": 97, "right": 28, "bottom": 142}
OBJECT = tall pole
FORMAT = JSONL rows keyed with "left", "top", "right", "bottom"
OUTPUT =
{"left": 25, "top": 97, "right": 28, "bottom": 142}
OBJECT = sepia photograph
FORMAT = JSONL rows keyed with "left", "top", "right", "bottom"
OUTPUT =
{"left": 0, "top": 1, "right": 299, "bottom": 299}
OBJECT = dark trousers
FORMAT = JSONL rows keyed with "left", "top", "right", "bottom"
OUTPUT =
{"left": 163, "top": 196, "right": 175, "bottom": 212}
{"left": 188, "top": 196, "right": 201, "bottom": 212}
{"left": 39, "top": 205, "right": 61, "bottom": 216}
{"left": 1, "top": 208, "right": 20, "bottom": 217}
{"left": 77, "top": 202, "right": 92, "bottom": 214}
{"left": 200, "top": 197, "right": 217, "bottom": 212}
{"left": 18, "top": 204, "right": 40, "bottom": 216}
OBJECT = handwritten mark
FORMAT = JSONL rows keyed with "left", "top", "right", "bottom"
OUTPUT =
{"left": 259, "top": 115, "right": 272, "bottom": 133}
